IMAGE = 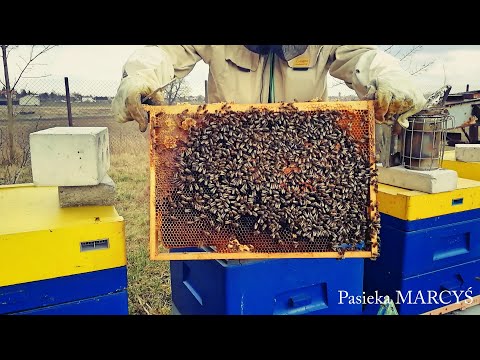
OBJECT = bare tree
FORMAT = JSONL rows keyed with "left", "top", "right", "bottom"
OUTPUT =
{"left": 163, "top": 78, "right": 191, "bottom": 105}
{"left": 380, "top": 45, "right": 435, "bottom": 76}
{"left": 0, "top": 45, "right": 56, "bottom": 163}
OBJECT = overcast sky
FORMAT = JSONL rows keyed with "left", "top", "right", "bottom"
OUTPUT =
{"left": 3, "top": 45, "right": 479, "bottom": 97}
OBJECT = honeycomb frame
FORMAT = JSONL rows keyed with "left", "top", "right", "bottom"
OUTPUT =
{"left": 145, "top": 101, "right": 379, "bottom": 260}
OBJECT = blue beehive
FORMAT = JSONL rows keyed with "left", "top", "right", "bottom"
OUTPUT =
{"left": 1, "top": 267, "right": 128, "bottom": 315}
{"left": 170, "top": 248, "right": 364, "bottom": 315}
{"left": 364, "top": 179, "right": 480, "bottom": 315}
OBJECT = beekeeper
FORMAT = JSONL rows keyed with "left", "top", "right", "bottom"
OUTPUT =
{"left": 112, "top": 45, "right": 427, "bottom": 132}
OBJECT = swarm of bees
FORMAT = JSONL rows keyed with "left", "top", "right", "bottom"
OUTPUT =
{"left": 162, "top": 104, "right": 380, "bottom": 253}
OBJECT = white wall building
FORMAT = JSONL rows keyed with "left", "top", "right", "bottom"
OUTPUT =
{"left": 82, "top": 96, "right": 95, "bottom": 103}
{"left": 19, "top": 95, "right": 40, "bottom": 106}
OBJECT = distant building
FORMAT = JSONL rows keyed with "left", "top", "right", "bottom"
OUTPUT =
{"left": 94, "top": 96, "right": 109, "bottom": 103}
{"left": 328, "top": 94, "right": 358, "bottom": 102}
{"left": 19, "top": 95, "right": 40, "bottom": 106}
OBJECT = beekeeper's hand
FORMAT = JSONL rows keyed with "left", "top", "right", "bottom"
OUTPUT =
{"left": 332, "top": 48, "right": 428, "bottom": 129}
{"left": 111, "top": 74, "right": 169, "bottom": 132}
{"left": 373, "top": 70, "right": 427, "bottom": 129}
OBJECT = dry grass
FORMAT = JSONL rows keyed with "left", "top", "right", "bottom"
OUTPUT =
{"left": 108, "top": 132, "right": 172, "bottom": 315}
{"left": 0, "top": 118, "right": 172, "bottom": 315}
{"left": 0, "top": 124, "right": 36, "bottom": 185}
{"left": 0, "top": 102, "right": 112, "bottom": 121}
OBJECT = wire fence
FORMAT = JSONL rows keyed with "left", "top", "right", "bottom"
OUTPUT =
{"left": 0, "top": 76, "right": 207, "bottom": 185}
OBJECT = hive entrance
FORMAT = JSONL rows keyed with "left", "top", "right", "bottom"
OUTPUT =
{"left": 147, "top": 101, "right": 379, "bottom": 260}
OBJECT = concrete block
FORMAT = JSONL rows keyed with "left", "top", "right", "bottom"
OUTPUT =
{"left": 58, "top": 174, "right": 116, "bottom": 208}
{"left": 455, "top": 144, "right": 480, "bottom": 162}
{"left": 30, "top": 127, "right": 110, "bottom": 186}
{"left": 378, "top": 165, "right": 458, "bottom": 193}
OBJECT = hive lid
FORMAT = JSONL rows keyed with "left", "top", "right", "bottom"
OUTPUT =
{"left": 0, "top": 184, "right": 122, "bottom": 236}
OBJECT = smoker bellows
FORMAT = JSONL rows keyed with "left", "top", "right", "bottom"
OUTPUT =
{"left": 146, "top": 101, "right": 379, "bottom": 260}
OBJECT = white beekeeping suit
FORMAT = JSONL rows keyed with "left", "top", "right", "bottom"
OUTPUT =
{"left": 112, "top": 45, "right": 426, "bottom": 132}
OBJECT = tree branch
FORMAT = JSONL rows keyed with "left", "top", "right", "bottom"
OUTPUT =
{"left": 172, "top": 79, "right": 182, "bottom": 102}
{"left": 392, "top": 48, "right": 402, "bottom": 58}
{"left": 6, "top": 45, "right": 18, "bottom": 59}
{"left": 165, "top": 78, "right": 190, "bottom": 104}
{"left": 409, "top": 60, "right": 435, "bottom": 76}
{"left": 399, "top": 45, "right": 422, "bottom": 61}
{"left": 22, "top": 74, "right": 52, "bottom": 79}
{"left": 11, "top": 45, "right": 57, "bottom": 90}
{"left": 382, "top": 45, "right": 394, "bottom": 53}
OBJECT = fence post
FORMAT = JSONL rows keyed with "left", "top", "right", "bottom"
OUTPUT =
{"left": 204, "top": 80, "right": 208, "bottom": 104}
{"left": 64, "top": 77, "right": 73, "bottom": 127}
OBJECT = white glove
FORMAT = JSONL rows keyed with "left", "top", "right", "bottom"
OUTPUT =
{"left": 354, "top": 51, "right": 427, "bottom": 129}
{"left": 112, "top": 48, "right": 175, "bottom": 132}
{"left": 373, "top": 70, "right": 427, "bottom": 128}
{"left": 112, "top": 75, "right": 163, "bottom": 132}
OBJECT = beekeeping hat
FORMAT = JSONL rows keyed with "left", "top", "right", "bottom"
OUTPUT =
{"left": 244, "top": 45, "right": 308, "bottom": 61}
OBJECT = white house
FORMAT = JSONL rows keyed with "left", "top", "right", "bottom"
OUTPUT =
{"left": 82, "top": 96, "right": 95, "bottom": 103}
{"left": 19, "top": 95, "right": 40, "bottom": 106}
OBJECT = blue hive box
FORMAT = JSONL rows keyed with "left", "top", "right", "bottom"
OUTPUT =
{"left": 364, "top": 180, "right": 480, "bottom": 315}
{"left": 170, "top": 248, "right": 364, "bottom": 315}
{"left": 1, "top": 267, "right": 128, "bottom": 315}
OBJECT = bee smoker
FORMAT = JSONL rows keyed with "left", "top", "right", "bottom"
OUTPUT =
{"left": 376, "top": 85, "right": 453, "bottom": 171}
{"left": 401, "top": 108, "right": 453, "bottom": 170}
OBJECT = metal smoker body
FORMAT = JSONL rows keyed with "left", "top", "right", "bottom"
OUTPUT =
{"left": 376, "top": 85, "right": 453, "bottom": 170}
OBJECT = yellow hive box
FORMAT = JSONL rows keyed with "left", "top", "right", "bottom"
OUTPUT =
{"left": 442, "top": 150, "right": 480, "bottom": 181}
{"left": 378, "top": 178, "right": 480, "bottom": 221}
{"left": 0, "top": 184, "right": 126, "bottom": 287}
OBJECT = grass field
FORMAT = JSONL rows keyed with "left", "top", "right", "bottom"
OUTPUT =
{"left": 0, "top": 102, "right": 112, "bottom": 121}
{"left": 0, "top": 116, "right": 172, "bottom": 315}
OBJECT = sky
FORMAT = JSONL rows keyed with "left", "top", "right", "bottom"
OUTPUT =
{"left": 2, "top": 45, "right": 480, "bottom": 98}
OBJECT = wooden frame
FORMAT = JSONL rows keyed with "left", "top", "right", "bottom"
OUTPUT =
{"left": 422, "top": 295, "right": 480, "bottom": 315}
{"left": 147, "top": 101, "right": 378, "bottom": 260}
